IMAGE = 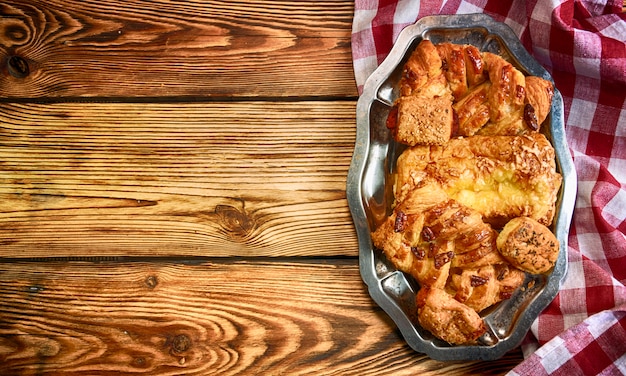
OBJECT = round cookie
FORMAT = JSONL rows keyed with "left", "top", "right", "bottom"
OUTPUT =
{"left": 496, "top": 217, "right": 560, "bottom": 274}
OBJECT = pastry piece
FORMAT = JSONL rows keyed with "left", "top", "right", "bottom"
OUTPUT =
{"left": 453, "top": 81, "right": 491, "bottom": 136}
{"left": 420, "top": 199, "right": 485, "bottom": 240}
{"left": 463, "top": 44, "right": 487, "bottom": 87}
{"left": 436, "top": 43, "right": 488, "bottom": 100}
{"left": 399, "top": 39, "right": 445, "bottom": 97}
{"left": 371, "top": 186, "right": 528, "bottom": 344}
{"left": 390, "top": 41, "right": 554, "bottom": 143}
{"left": 436, "top": 42, "right": 470, "bottom": 100}
{"left": 372, "top": 186, "right": 516, "bottom": 288}
{"left": 477, "top": 52, "right": 527, "bottom": 136}
{"left": 447, "top": 264, "right": 525, "bottom": 312}
{"left": 371, "top": 184, "right": 452, "bottom": 289}
{"left": 387, "top": 40, "right": 454, "bottom": 146}
{"left": 496, "top": 217, "right": 560, "bottom": 274}
{"left": 394, "top": 133, "right": 562, "bottom": 227}
{"left": 371, "top": 210, "right": 452, "bottom": 289}
{"left": 471, "top": 53, "right": 554, "bottom": 136}
{"left": 393, "top": 92, "right": 454, "bottom": 146}
{"left": 418, "top": 199, "right": 500, "bottom": 269}
{"left": 524, "top": 76, "right": 554, "bottom": 127}
{"left": 451, "top": 224, "right": 503, "bottom": 269}
{"left": 417, "top": 286, "right": 487, "bottom": 345}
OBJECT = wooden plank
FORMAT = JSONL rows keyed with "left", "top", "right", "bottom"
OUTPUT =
{"left": 0, "top": 0, "right": 357, "bottom": 99}
{"left": 0, "top": 101, "right": 359, "bottom": 258}
{"left": 0, "top": 260, "right": 524, "bottom": 375}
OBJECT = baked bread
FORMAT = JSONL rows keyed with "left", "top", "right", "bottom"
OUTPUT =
{"left": 371, "top": 185, "right": 530, "bottom": 343}
{"left": 394, "top": 132, "right": 562, "bottom": 227}
{"left": 394, "top": 92, "right": 454, "bottom": 146}
{"left": 399, "top": 39, "right": 445, "bottom": 97}
{"left": 387, "top": 40, "right": 454, "bottom": 146}
{"left": 496, "top": 217, "right": 560, "bottom": 274}
{"left": 476, "top": 52, "right": 527, "bottom": 136}
{"left": 372, "top": 192, "right": 529, "bottom": 343}
{"left": 370, "top": 184, "right": 453, "bottom": 289}
{"left": 374, "top": 40, "right": 561, "bottom": 346}
{"left": 436, "top": 42, "right": 487, "bottom": 98}
{"left": 446, "top": 264, "right": 526, "bottom": 312}
{"left": 371, "top": 184, "right": 526, "bottom": 292}
{"left": 418, "top": 199, "right": 500, "bottom": 269}
{"left": 387, "top": 41, "right": 554, "bottom": 144}
{"left": 417, "top": 286, "right": 487, "bottom": 345}
{"left": 371, "top": 210, "right": 453, "bottom": 289}
{"left": 525, "top": 76, "right": 554, "bottom": 127}
{"left": 371, "top": 182, "right": 519, "bottom": 282}
{"left": 453, "top": 81, "right": 491, "bottom": 136}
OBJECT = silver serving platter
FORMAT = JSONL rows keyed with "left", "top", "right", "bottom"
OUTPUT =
{"left": 347, "top": 14, "right": 577, "bottom": 361}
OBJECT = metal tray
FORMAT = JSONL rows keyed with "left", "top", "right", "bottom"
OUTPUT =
{"left": 347, "top": 14, "right": 577, "bottom": 361}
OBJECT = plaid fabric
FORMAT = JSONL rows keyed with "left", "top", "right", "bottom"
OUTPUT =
{"left": 351, "top": 0, "right": 626, "bottom": 373}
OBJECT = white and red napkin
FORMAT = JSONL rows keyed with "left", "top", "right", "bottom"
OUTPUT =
{"left": 351, "top": 1, "right": 626, "bottom": 374}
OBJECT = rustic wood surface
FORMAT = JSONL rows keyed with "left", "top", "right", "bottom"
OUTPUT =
{"left": 0, "top": 101, "right": 356, "bottom": 258}
{"left": 0, "top": 261, "right": 524, "bottom": 375}
{"left": 0, "top": 0, "right": 525, "bottom": 374}
{"left": 0, "top": 0, "right": 356, "bottom": 99}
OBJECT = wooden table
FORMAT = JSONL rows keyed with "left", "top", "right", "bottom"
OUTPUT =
{"left": 0, "top": 1, "right": 525, "bottom": 374}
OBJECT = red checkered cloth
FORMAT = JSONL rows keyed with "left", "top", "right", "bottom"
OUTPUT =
{"left": 351, "top": 0, "right": 626, "bottom": 374}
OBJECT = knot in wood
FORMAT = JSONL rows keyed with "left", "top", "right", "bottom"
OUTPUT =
{"left": 7, "top": 55, "right": 29, "bottom": 78}
{"left": 38, "top": 343, "right": 60, "bottom": 357}
{"left": 215, "top": 204, "right": 254, "bottom": 236}
{"left": 171, "top": 334, "right": 191, "bottom": 354}
{"left": 145, "top": 275, "right": 158, "bottom": 289}
{"left": 36, "top": 338, "right": 60, "bottom": 357}
{"left": 132, "top": 356, "right": 148, "bottom": 368}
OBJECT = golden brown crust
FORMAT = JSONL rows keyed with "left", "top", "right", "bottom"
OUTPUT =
{"left": 370, "top": 184, "right": 452, "bottom": 289}
{"left": 395, "top": 91, "right": 454, "bottom": 146}
{"left": 453, "top": 81, "right": 491, "bottom": 136}
{"left": 463, "top": 44, "right": 487, "bottom": 87}
{"left": 371, "top": 185, "right": 512, "bottom": 285}
{"left": 372, "top": 193, "right": 529, "bottom": 343}
{"left": 496, "top": 217, "right": 560, "bottom": 274}
{"left": 375, "top": 41, "right": 561, "bottom": 346}
{"left": 371, "top": 186, "right": 530, "bottom": 344}
{"left": 394, "top": 133, "right": 562, "bottom": 227}
{"left": 399, "top": 40, "right": 444, "bottom": 97}
{"left": 436, "top": 43, "right": 469, "bottom": 100}
{"left": 446, "top": 264, "right": 525, "bottom": 312}
{"left": 394, "top": 182, "right": 450, "bottom": 214}
{"left": 391, "top": 42, "right": 553, "bottom": 142}
{"left": 388, "top": 40, "right": 454, "bottom": 146}
{"left": 525, "top": 76, "right": 554, "bottom": 127}
{"left": 371, "top": 210, "right": 452, "bottom": 289}
{"left": 477, "top": 52, "right": 528, "bottom": 136}
{"left": 451, "top": 227, "right": 502, "bottom": 269}
{"left": 417, "top": 287, "right": 487, "bottom": 345}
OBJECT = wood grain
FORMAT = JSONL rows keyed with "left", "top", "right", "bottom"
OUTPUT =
{"left": 0, "top": 0, "right": 357, "bottom": 99}
{"left": 0, "top": 0, "right": 529, "bottom": 373}
{"left": 0, "top": 101, "right": 359, "bottom": 258}
{"left": 0, "top": 260, "right": 524, "bottom": 375}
